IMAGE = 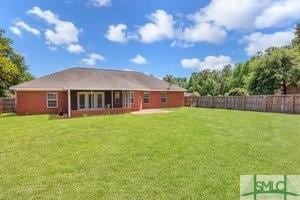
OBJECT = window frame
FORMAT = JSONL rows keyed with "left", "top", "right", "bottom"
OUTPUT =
{"left": 78, "top": 93, "right": 86, "bottom": 109}
{"left": 77, "top": 92, "right": 104, "bottom": 110}
{"left": 47, "top": 92, "right": 58, "bottom": 108}
{"left": 143, "top": 92, "right": 150, "bottom": 104}
{"left": 160, "top": 92, "right": 167, "bottom": 103}
{"left": 129, "top": 91, "right": 134, "bottom": 104}
{"left": 114, "top": 91, "right": 121, "bottom": 104}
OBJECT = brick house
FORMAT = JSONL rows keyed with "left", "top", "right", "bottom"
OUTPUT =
{"left": 10, "top": 67, "right": 186, "bottom": 117}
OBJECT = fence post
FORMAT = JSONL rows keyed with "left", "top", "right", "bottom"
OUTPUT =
{"left": 264, "top": 96, "right": 268, "bottom": 112}
{"left": 225, "top": 96, "right": 228, "bottom": 109}
{"left": 0, "top": 99, "right": 2, "bottom": 114}
{"left": 292, "top": 95, "right": 295, "bottom": 114}
{"left": 243, "top": 96, "right": 246, "bottom": 110}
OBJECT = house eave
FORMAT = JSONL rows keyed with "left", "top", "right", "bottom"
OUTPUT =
{"left": 10, "top": 87, "right": 186, "bottom": 92}
{"left": 10, "top": 87, "right": 66, "bottom": 91}
{"left": 64, "top": 87, "right": 186, "bottom": 92}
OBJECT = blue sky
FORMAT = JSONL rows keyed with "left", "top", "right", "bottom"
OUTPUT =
{"left": 1, "top": 0, "right": 299, "bottom": 78}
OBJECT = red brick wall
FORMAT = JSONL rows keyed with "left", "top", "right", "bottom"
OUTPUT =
{"left": 15, "top": 90, "right": 183, "bottom": 115}
{"left": 16, "top": 91, "right": 68, "bottom": 115}
{"left": 142, "top": 91, "right": 184, "bottom": 109}
{"left": 71, "top": 108, "right": 131, "bottom": 117}
{"left": 130, "top": 91, "right": 143, "bottom": 111}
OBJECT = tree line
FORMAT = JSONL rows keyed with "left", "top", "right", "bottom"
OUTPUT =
{"left": 164, "top": 24, "right": 300, "bottom": 96}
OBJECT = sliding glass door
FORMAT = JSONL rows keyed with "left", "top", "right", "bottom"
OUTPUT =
{"left": 77, "top": 92, "right": 104, "bottom": 109}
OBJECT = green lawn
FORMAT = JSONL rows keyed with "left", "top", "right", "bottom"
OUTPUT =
{"left": 1, "top": 108, "right": 300, "bottom": 199}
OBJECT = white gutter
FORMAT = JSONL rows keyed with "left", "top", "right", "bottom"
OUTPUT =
{"left": 10, "top": 87, "right": 65, "bottom": 91}
{"left": 10, "top": 87, "right": 186, "bottom": 92}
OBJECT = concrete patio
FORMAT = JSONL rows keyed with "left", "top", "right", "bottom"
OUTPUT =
{"left": 131, "top": 109, "right": 172, "bottom": 115}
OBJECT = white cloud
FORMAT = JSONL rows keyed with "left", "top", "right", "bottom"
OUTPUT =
{"left": 243, "top": 30, "right": 294, "bottom": 56}
{"left": 105, "top": 24, "right": 128, "bottom": 43}
{"left": 172, "top": 0, "right": 300, "bottom": 48}
{"left": 89, "top": 0, "right": 111, "bottom": 7}
{"left": 179, "top": 22, "right": 227, "bottom": 44}
{"left": 138, "top": 10, "right": 175, "bottom": 43}
{"left": 27, "top": 6, "right": 60, "bottom": 24}
{"left": 255, "top": 0, "right": 300, "bottom": 29}
{"left": 13, "top": 21, "right": 40, "bottom": 36}
{"left": 130, "top": 54, "right": 148, "bottom": 65}
{"left": 102, "top": 1, "right": 300, "bottom": 48}
{"left": 105, "top": 10, "right": 227, "bottom": 46}
{"left": 67, "top": 44, "right": 85, "bottom": 54}
{"left": 10, "top": 26, "right": 22, "bottom": 36}
{"left": 170, "top": 41, "right": 194, "bottom": 48}
{"left": 27, "top": 6, "right": 83, "bottom": 53}
{"left": 189, "top": 0, "right": 300, "bottom": 31}
{"left": 81, "top": 53, "right": 105, "bottom": 66}
{"left": 44, "top": 22, "right": 80, "bottom": 46}
{"left": 181, "top": 55, "right": 232, "bottom": 71}
{"left": 189, "top": 0, "right": 268, "bottom": 31}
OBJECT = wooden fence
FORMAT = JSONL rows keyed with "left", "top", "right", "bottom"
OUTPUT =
{"left": 0, "top": 98, "right": 16, "bottom": 113}
{"left": 184, "top": 95, "right": 300, "bottom": 114}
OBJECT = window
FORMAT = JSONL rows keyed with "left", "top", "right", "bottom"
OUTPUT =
{"left": 77, "top": 92, "right": 104, "bottom": 109}
{"left": 88, "top": 94, "right": 93, "bottom": 108}
{"left": 114, "top": 91, "right": 121, "bottom": 104}
{"left": 161, "top": 92, "right": 167, "bottom": 103}
{"left": 130, "top": 91, "right": 134, "bottom": 104}
{"left": 97, "top": 93, "right": 103, "bottom": 108}
{"left": 143, "top": 92, "right": 150, "bottom": 104}
{"left": 47, "top": 92, "right": 58, "bottom": 108}
{"left": 79, "top": 94, "right": 85, "bottom": 109}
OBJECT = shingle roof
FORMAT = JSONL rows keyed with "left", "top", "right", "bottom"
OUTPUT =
{"left": 10, "top": 67, "right": 186, "bottom": 92}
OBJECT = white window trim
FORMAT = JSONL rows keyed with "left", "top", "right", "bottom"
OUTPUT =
{"left": 114, "top": 91, "right": 121, "bottom": 104}
{"left": 161, "top": 92, "right": 167, "bottom": 104}
{"left": 77, "top": 92, "right": 105, "bottom": 110}
{"left": 143, "top": 92, "right": 150, "bottom": 104}
{"left": 130, "top": 91, "right": 134, "bottom": 104}
{"left": 47, "top": 92, "right": 58, "bottom": 108}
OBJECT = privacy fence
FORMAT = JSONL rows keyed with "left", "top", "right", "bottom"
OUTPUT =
{"left": 184, "top": 95, "right": 300, "bottom": 114}
{"left": 0, "top": 98, "right": 16, "bottom": 113}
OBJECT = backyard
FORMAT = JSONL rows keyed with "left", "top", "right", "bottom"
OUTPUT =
{"left": 0, "top": 107, "right": 300, "bottom": 199}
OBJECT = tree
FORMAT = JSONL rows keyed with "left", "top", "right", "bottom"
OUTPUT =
{"left": 163, "top": 74, "right": 188, "bottom": 89}
{"left": 186, "top": 66, "right": 233, "bottom": 96}
{"left": 230, "top": 62, "right": 251, "bottom": 89}
{"left": 0, "top": 29, "right": 33, "bottom": 96}
{"left": 292, "top": 23, "right": 300, "bottom": 47}
{"left": 226, "top": 88, "right": 249, "bottom": 96}
{"left": 248, "top": 48, "right": 300, "bottom": 94}
{"left": 219, "top": 65, "right": 233, "bottom": 95}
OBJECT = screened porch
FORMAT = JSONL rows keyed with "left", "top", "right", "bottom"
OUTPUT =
{"left": 67, "top": 90, "right": 134, "bottom": 117}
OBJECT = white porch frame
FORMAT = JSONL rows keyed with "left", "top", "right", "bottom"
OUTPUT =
{"left": 68, "top": 89, "right": 71, "bottom": 117}
{"left": 77, "top": 91, "right": 105, "bottom": 110}
{"left": 122, "top": 90, "right": 133, "bottom": 109}
{"left": 66, "top": 90, "right": 134, "bottom": 117}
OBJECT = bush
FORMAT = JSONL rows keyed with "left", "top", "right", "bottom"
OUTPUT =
{"left": 226, "top": 88, "right": 249, "bottom": 96}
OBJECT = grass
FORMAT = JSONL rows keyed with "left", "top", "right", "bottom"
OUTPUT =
{"left": 0, "top": 108, "right": 300, "bottom": 199}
